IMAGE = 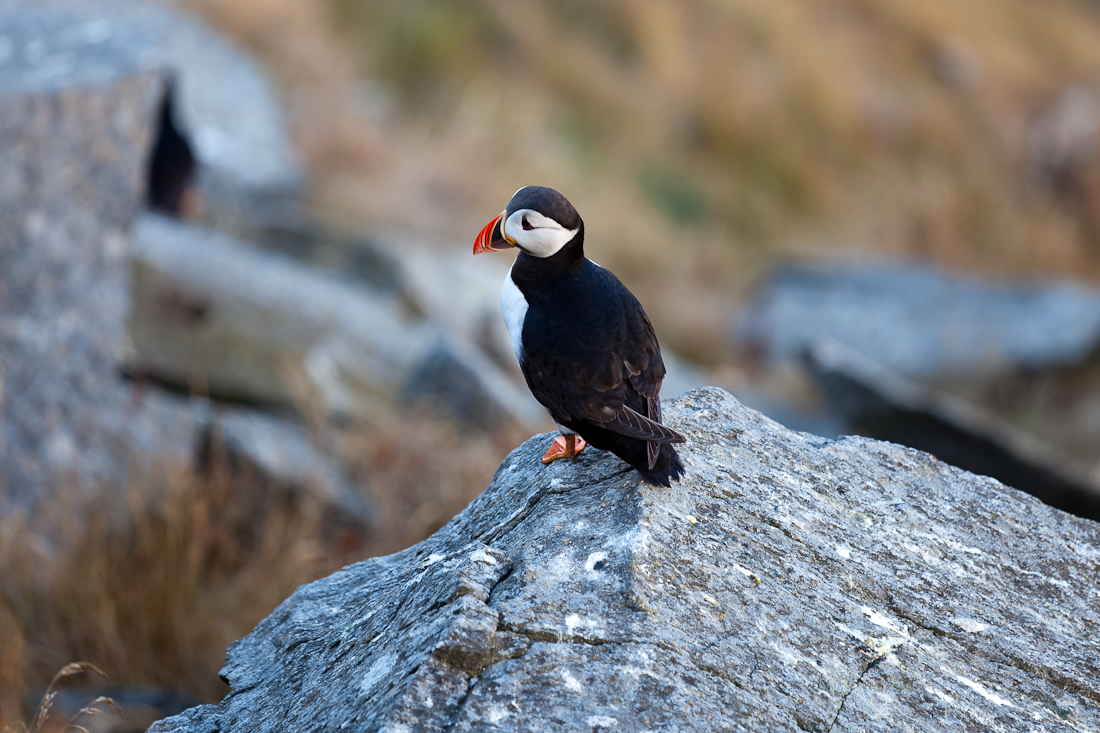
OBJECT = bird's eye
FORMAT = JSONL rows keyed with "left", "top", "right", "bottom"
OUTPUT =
{"left": 521, "top": 217, "right": 532, "bottom": 230}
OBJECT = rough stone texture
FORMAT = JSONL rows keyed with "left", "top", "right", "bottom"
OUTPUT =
{"left": 127, "top": 213, "right": 546, "bottom": 429}
{"left": 0, "top": 7, "right": 163, "bottom": 498}
{"left": 151, "top": 388, "right": 1100, "bottom": 732}
{"left": 737, "top": 263, "right": 1100, "bottom": 379}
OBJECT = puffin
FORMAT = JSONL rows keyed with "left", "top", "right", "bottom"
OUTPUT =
{"left": 473, "top": 186, "right": 685, "bottom": 486}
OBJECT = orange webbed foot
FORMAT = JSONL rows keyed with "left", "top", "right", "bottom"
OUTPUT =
{"left": 540, "top": 434, "right": 587, "bottom": 464}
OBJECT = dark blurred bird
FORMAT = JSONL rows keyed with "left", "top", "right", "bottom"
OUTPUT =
{"left": 147, "top": 79, "right": 203, "bottom": 218}
{"left": 473, "top": 186, "right": 685, "bottom": 486}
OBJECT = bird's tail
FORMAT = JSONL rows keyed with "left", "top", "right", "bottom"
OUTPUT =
{"left": 636, "top": 443, "right": 684, "bottom": 487}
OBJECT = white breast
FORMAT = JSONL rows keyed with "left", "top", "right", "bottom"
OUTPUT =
{"left": 501, "top": 264, "right": 529, "bottom": 364}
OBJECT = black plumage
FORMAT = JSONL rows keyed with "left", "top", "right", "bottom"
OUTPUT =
{"left": 147, "top": 80, "right": 197, "bottom": 216}
{"left": 483, "top": 187, "right": 685, "bottom": 486}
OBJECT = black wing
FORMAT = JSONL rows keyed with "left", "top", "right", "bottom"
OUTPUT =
{"left": 520, "top": 263, "right": 684, "bottom": 453}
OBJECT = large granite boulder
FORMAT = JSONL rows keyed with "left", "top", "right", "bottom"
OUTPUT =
{"left": 0, "top": 6, "right": 369, "bottom": 523}
{"left": 150, "top": 388, "right": 1100, "bottom": 732}
{"left": 15, "top": 0, "right": 302, "bottom": 204}
{"left": 0, "top": 6, "right": 164, "bottom": 499}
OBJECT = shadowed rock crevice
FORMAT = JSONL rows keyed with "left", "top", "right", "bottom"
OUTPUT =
{"left": 152, "top": 389, "right": 1100, "bottom": 732}
{"left": 825, "top": 655, "right": 884, "bottom": 733}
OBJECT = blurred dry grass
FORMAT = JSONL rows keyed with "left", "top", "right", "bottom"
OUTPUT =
{"left": 0, "top": 458, "right": 332, "bottom": 722}
{"left": 179, "top": 0, "right": 1100, "bottom": 360}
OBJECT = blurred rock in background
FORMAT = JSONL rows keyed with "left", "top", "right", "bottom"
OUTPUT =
{"left": 738, "top": 262, "right": 1100, "bottom": 380}
{"left": 126, "top": 213, "right": 547, "bottom": 430}
{"left": 0, "top": 6, "right": 167, "bottom": 504}
{"left": 0, "top": 2, "right": 378, "bottom": 526}
{"left": 22, "top": 0, "right": 303, "bottom": 218}
{"left": 806, "top": 338, "right": 1100, "bottom": 521}
{"left": 736, "top": 262, "right": 1100, "bottom": 519}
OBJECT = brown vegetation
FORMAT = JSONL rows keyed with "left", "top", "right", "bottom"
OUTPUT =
{"left": 181, "top": 0, "right": 1100, "bottom": 362}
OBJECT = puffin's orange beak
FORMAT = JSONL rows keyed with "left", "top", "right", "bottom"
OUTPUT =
{"left": 473, "top": 212, "right": 515, "bottom": 254}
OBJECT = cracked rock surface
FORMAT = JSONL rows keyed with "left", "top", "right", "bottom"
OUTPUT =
{"left": 151, "top": 388, "right": 1100, "bottom": 732}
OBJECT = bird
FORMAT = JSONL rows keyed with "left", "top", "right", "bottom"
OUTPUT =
{"left": 147, "top": 78, "right": 203, "bottom": 218}
{"left": 473, "top": 186, "right": 685, "bottom": 486}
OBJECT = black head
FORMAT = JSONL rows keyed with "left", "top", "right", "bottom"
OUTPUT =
{"left": 474, "top": 186, "right": 585, "bottom": 259}
{"left": 505, "top": 186, "right": 582, "bottom": 231}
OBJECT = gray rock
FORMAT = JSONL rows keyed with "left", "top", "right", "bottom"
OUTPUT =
{"left": 10, "top": 0, "right": 302, "bottom": 201}
{"left": 206, "top": 405, "right": 375, "bottom": 530}
{"left": 150, "top": 388, "right": 1100, "bottom": 732}
{"left": 737, "top": 263, "right": 1100, "bottom": 379}
{"left": 127, "top": 213, "right": 546, "bottom": 429}
{"left": 0, "top": 6, "right": 163, "bottom": 498}
{"left": 0, "top": 9, "right": 365, "bottom": 519}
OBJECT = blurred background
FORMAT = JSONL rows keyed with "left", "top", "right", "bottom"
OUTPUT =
{"left": 3, "top": 0, "right": 1100, "bottom": 729}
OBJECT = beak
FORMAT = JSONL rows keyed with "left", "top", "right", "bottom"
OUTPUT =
{"left": 473, "top": 212, "right": 515, "bottom": 254}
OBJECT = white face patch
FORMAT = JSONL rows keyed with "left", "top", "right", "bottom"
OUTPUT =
{"left": 503, "top": 208, "right": 578, "bottom": 258}
{"left": 501, "top": 263, "right": 528, "bottom": 364}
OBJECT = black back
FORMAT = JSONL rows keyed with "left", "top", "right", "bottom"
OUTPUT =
{"left": 509, "top": 226, "right": 684, "bottom": 486}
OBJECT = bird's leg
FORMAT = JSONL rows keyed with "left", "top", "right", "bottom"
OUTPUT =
{"left": 540, "top": 434, "right": 587, "bottom": 464}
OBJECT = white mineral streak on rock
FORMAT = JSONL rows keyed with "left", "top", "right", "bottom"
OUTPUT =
{"left": 925, "top": 685, "right": 955, "bottom": 704}
{"left": 836, "top": 545, "right": 852, "bottom": 559}
{"left": 861, "top": 607, "right": 909, "bottom": 637}
{"left": 586, "top": 715, "right": 618, "bottom": 728}
{"left": 360, "top": 653, "right": 397, "bottom": 694}
{"left": 952, "top": 618, "right": 989, "bottom": 633}
{"left": 469, "top": 549, "right": 498, "bottom": 565}
{"left": 562, "top": 670, "right": 583, "bottom": 693}
{"left": 563, "top": 614, "right": 599, "bottom": 636}
{"left": 487, "top": 705, "right": 511, "bottom": 724}
{"left": 835, "top": 608, "right": 912, "bottom": 658}
{"left": 946, "top": 670, "right": 1016, "bottom": 708}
